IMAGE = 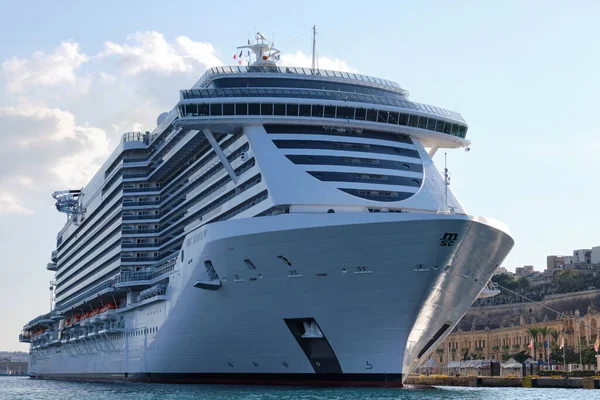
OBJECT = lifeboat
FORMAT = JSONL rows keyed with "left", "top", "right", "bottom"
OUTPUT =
{"left": 100, "top": 302, "right": 118, "bottom": 321}
{"left": 479, "top": 282, "right": 501, "bottom": 299}
{"left": 89, "top": 308, "right": 102, "bottom": 325}
{"left": 80, "top": 311, "right": 92, "bottom": 327}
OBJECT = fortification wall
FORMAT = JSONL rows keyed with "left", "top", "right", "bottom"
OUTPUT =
{"left": 456, "top": 290, "right": 600, "bottom": 331}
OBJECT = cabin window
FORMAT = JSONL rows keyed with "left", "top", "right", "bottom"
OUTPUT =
{"left": 366, "top": 109, "right": 377, "bottom": 122}
{"left": 377, "top": 110, "right": 389, "bottom": 123}
{"left": 210, "top": 103, "right": 222, "bottom": 116}
{"left": 261, "top": 103, "right": 273, "bottom": 115}
{"left": 299, "top": 104, "right": 311, "bottom": 116}
{"left": 286, "top": 104, "right": 299, "bottom": 116}
{"left": 248, "top": 103, "right": 260, "bottom": 115}
{"left": 274, "top": 104, "right": 286, "bottom": 116}
{"left": 355, "top": 108, "right": 366, "bottom": 120}
{"left": 222, "top": 103, "right": 234, "bottom": 116}
{"left": 311, "top": 105, "right": 324, "bottom": 117}
{"left": 433, "top": 120, "right": 443, "bottom": 132}
{"left": 235, "top": 103, "right": 248, "bottom": 115}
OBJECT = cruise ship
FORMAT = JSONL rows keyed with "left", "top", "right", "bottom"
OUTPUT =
{"left": 19, "top": 33, "right": 514, "bottom": 387}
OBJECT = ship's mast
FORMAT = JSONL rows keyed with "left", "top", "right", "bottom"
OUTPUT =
{"left": 444, "top": 153, "right": 449, "bottom": 212}
{"left": 312, "top": 25, "right": 317, "bottom": 71}
{"left": 440, "top": 152, "right": 452, "bottom": 214}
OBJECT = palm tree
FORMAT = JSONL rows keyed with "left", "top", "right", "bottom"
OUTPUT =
{"left": 539, "top": 327, "right": 551, "bottom": 364}
{"left": 527, "top": 327, "right": 540, "bottom": 360}
{"left": 550, "top": 329, "right": 560, "bottom": 349}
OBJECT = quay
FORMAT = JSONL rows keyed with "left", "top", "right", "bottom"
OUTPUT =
{"left": 405, "top": 374, "right": 600, "bottom": 389}
{"left": 0, "top": 359, "right": 28, "bottom": 376}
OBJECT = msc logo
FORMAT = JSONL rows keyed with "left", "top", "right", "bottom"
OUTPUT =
{"left": 440, "top": 232, "right": 458, "bottom": 247}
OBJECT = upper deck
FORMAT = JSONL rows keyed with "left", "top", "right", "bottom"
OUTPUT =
{"left": 193, "top": 65, "right": 409, "bottom": 97}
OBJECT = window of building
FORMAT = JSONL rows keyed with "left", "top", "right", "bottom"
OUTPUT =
{"left": 222, "top": 103, "right": 234, "bottom": 116}
{"left": 235, "top": 103, "right": 248, "bottom": 115}
{"left": 435, "top": 120, "right": 445, "bottom": 133}
{"left": 299, "top": 104, "right": 312, "bottom": 116}
{"left": 274, "top": 104, "right": 286, "bottom": 116}
{"left": 248, "top": 103, "right": 260, "bottom": 115}
{"left": 286, "top": 104, "right": 299, "bottom": 116}
{"left": 377, "top": 110, "right": 389, "bottom": 123}
{"left": 427, "top": 118, "right": 437, "bottom": 131}
{"left": 366, "top": 109, "right": 377, "bottom": 122}
{"left": 261, "top": 103, "right": 273, "bottom": 115}
{"left": 311, "top": 104, "right": 324, "bottom": 117}
{"left": 408, "top": 114, "right": 419, "bottom": 127}
{"left": 337, "top": 106, "right": 354, "bottom": 119}
{"left": 398, "top": 113, "right": 409, "bottom": 125}
{"left": 210, "top": 103, "right": 222, "bottom": 116}
{"left": 355, "top": 108, "right": 366, "bottom": 120}
{"left": 323, "top": 105, "right": 336, "bottom": 118}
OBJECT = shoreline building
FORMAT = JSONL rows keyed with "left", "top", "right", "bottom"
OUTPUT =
{"left": 435, "top": 290, "right": 600, "bottom": 364}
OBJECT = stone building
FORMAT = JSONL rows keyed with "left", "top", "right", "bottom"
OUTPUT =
{"left": 433, "top": 290, "right": 600, "bottom": 364}
{"left": 0, "top": 358, "right": 28, "bottom": 375}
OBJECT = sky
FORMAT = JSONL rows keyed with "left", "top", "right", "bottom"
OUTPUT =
{"left": 0, "top": 0, "right": 598, "bottom": 351}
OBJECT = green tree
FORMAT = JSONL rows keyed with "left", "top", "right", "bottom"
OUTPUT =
{"left": 582, "top": 346, "right": 597, "bottom": 365}
{"left": 539, "top": 327, "right": 551, "bottom": 363}
{"left": 549, "top": 330, "right": 561, "bottom": 363}
{"left": 527, "top": 327, "right": 540, "bottom": 360}
{"left": 494, "top": 273, "right": 518, "bottom": 291}
{"left": 513, "top": 351, "right": 530, "bottom": 363}
{"left": 554, "top": 269, "right": 586, "bottom": 293}
{"left": 517, "top": 276, "right": 530, "bottom": 293}
{"left": 550, "top": 330, "right": 560, "bottom": 348}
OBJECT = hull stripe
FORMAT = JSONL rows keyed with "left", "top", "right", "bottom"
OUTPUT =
{"left": 32, "top": 372, "right": 404, "bottom": 387}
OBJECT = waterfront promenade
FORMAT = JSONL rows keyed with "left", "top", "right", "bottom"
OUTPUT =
{"left": 405, "top": 374, "right": 600, "bottom": 389}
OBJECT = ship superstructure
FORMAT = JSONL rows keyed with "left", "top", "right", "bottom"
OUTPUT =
{"left": 20, "top": 33, "right": 513, "bottom": 386}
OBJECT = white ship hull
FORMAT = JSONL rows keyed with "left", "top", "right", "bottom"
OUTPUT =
{"left": 30, "top": 212, "right": 513, "bottom": 386}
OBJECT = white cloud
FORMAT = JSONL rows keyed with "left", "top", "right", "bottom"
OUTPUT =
{"left": 0, "top": 32, "right": 358, "bottom": 216}
{"left": 0, "top": 106, "right": 109, "bottom": 214}
{"left": 281, "top": 51, "right": 356, "bottom": 72}
{"left": 0, "top": 192, "right": 33, "bottom": 215}
{"left": 98, "top": 31, "right": 222, "bottom": 76}
{"left": 1, "top": 42, "right": 89, "bottom": 93}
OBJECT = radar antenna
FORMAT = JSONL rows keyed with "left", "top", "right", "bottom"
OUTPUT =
{"left": 52, "top": 189, "right": 86, "bottom": 224}
{"left": 237, "top": 32, "right": 281, "bottom": 66}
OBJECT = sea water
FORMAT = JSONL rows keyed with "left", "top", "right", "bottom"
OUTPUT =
{"left": 0, "top": 376, "right": 598, "bottom": 400}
